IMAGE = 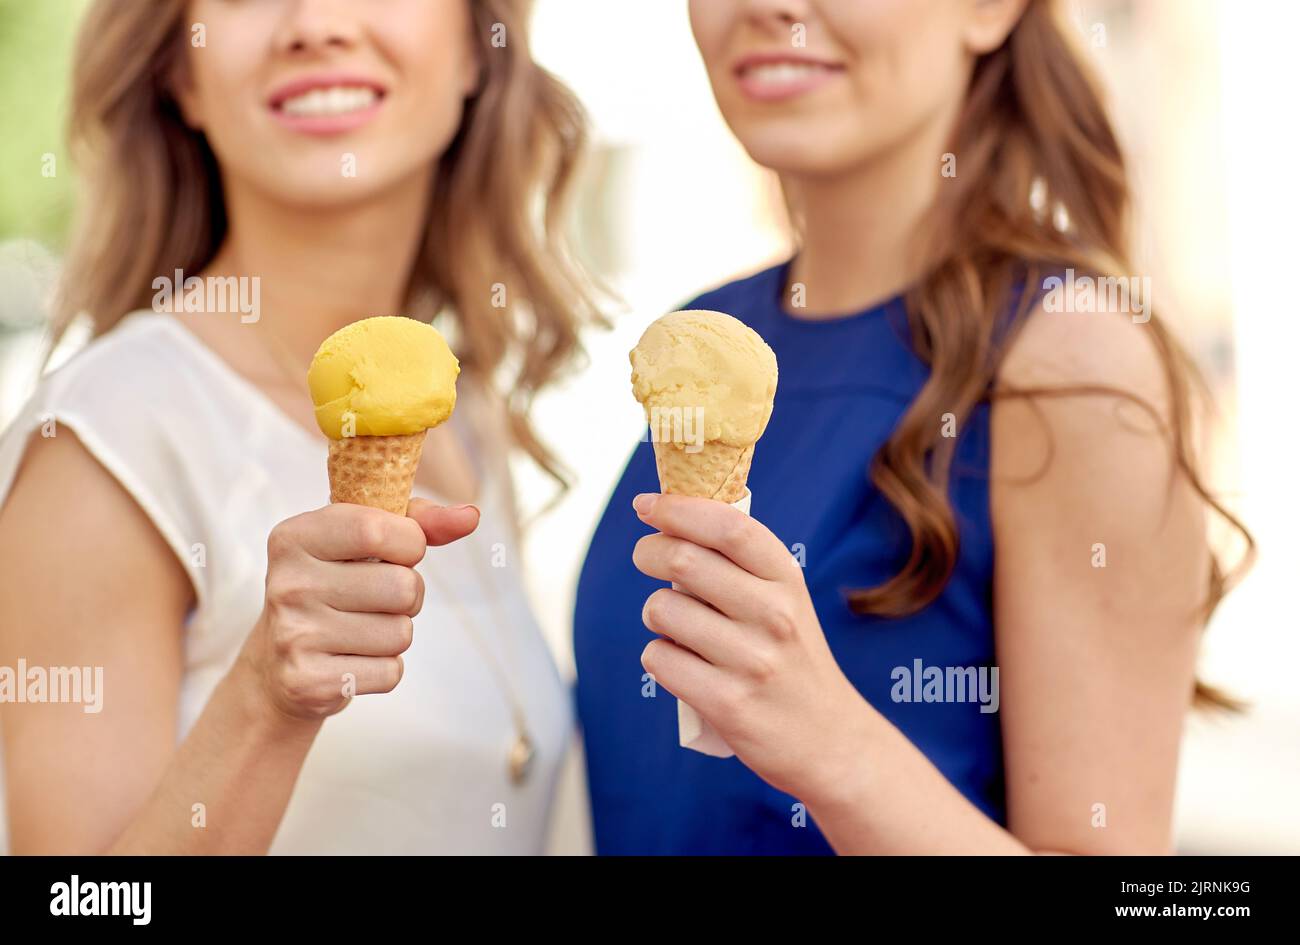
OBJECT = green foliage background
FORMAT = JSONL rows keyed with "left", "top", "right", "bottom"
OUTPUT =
{"left": 0, "top": 0, "right": 90, "bottom": 248}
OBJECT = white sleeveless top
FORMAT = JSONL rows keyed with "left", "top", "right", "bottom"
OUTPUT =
{"left": 0, "top": 311, "right": 571, "bottom": 854}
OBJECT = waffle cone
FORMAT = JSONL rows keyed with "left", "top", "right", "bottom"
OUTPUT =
{"left": 327, "top": 432, "right": 425, "bottom": 515}
{"left": 652, "top": 440, "right": 753, "bottom": 504}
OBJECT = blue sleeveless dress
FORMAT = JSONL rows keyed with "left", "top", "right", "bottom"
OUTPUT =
{"left": 574, "top": 261, "right": 1007, "bottom": 854}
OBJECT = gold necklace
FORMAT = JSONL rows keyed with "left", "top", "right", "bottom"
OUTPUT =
{"left": 257, "top": 322, "right": 314, "bottom": 394}
{"left": 257, "top": 321, "right": 535, "bottom": 783}
{"left": 421, "top": 525, "right": 536, "bottom": 786}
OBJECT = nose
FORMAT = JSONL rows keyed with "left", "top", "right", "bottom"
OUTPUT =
{"left": 273, "top": 0, "right": 363, "bottom": 56}
{"left": 740, "top": 0, "right": 814, "bottom": 29}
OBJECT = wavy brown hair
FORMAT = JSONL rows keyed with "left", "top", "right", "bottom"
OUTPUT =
{"left": 838, "top": 0, "right": 1252, "bottom": 707}
{"left": 54, "top": 0, "right": 603, "bottom": 490}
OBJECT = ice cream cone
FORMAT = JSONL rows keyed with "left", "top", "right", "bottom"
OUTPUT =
{"left": 326, "top": 432, "right": 426, "bottom": 516}
{"left": 309, "top": 316, "right": 458, "bottom": 516}
{"left": 630, "top": 308, "right": 776, "bottom": 509}
{"left": 631, "top": 309, "right": 778, "bottom": 758}
{"left": 652, "top": 440, "right": 754, "bottom": 504}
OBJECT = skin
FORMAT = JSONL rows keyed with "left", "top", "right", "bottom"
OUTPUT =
{"left": 0, "top": 0, "right": 486, "bottom": 854}
{"left": 638, "top": 0, "right": 1207, "bottom": 853}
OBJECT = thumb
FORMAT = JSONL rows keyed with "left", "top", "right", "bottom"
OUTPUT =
{"left": 407, "top": 498, "right": 480, "bottom": 546}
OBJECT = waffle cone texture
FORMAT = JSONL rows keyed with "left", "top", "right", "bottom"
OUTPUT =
{"left": 652, "top": 441, "right": 753, "bottom": 504}
{"left": 327, "top": 433, "right": 425, "bottom": 515}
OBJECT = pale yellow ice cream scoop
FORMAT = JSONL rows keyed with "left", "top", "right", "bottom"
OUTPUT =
{"left": 631, "top": 309, "right": 777, "bottom": 448}
{"left": 630, "top": 309, "right": 777, "bottom": 503}
{"left": 308, "top": 315, "right": 459, "bottom": 439}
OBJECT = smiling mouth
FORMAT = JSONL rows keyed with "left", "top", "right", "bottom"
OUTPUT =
{"left": 275, "top": 85, "right": 383, "bottom": 118}
{"left": 734, "top": 57, "right": 844, "bottom": 102}
{"left": 740, "top": 61, "right": 835, "bottom": 82}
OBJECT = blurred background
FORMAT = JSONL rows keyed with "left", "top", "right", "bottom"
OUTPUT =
{"left": 1, "top": 0, "right": 1296, "bottom": 855}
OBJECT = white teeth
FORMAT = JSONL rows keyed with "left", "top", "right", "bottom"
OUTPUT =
{"left": 744, "top": 63, "right": 825, "bottom": 85}
{"left": 280, "top": 86, "right": 378, "bottom": 117}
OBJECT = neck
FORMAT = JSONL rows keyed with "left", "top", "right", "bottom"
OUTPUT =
{"left": 781, "top": 100, "right": 959, "bottom": 318}
{"left": 203, "top": 172, "right": 432, "bottom": 362}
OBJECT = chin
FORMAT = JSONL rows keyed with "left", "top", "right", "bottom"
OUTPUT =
{"left": 736, "top": 128, "right": 861, "bottom": 179}
{"left": 252, "top": 153, "right": 427, "bottom": 208}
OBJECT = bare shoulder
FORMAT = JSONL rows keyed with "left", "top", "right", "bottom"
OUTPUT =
{"left": 998, "top": 287, "right": 1173, "bottom": 418}
{"left": 988, "top": 288, "right": 1209, "bottom": 602}
{"left": 993, "top": 286, "right": 1189, "bottom": 481}
{"left": 0, "top": 427, "right": 194, "bottom": 623}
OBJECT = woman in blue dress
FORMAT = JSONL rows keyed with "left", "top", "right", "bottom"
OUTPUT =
{"left": 574, "top": 0, "right": 1249, "bottom": 854}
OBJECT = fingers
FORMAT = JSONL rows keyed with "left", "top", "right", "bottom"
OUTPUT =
{"left": 329, "top": 655, "right": 406, "bottom": 697}
{"left": 270, "top": 500, "right": 478, "bottom": 568}
{"left": 641, "top": 587, "right": 738, "bottom": 667}
{"left": 633, "top": 533, "right": 767, "bottom": 623}
{"left": 408, "top": 499, "right": 479, "bottom": 546}
{"left": 632, "top": 493, "right": 796, "bottom": 581}
{"left": 320, "top": 560, "right": 424, "bottom": 616}
{"left": 641, "top": 637, "right": 731, "bottom": 708}
{"left": 257, "top": 499, "right": 477, "bottom": 722}
{"left": 319, "top": 612, "right": 415, "bottom": 658}
{"left": 277, "top": 504, "right": 428, "bottom": 565}
{"left": 262, "top": 650, "right": 405, "bottom": 716}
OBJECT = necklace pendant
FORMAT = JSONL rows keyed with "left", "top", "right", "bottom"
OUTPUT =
{"left": 509, "top": 732, "right": 535, "bottom": 785}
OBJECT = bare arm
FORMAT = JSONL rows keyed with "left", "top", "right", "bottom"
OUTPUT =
{"left": 988, "top": 305, "right": 1204, "bottom": 854}
{"left": 0, "top": 430, "right": 477, "bottom": 854}
{"left": 1, "top": 430, "right": 196, "bottom": 853}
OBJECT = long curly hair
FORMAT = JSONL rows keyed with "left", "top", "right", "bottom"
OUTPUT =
{"left": 832, "top": 0, "right": 1252, "bottom": 707}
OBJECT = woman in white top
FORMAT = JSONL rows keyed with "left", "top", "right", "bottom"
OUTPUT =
{"left": 0, "top": 0, "right": 601, "bottom": 854}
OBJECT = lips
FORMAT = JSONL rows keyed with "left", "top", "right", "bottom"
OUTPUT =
{"left": 267, "top": 74, "right": 387, "bottom": 135}
{"left": 279, "top": 86, "right": 379, "bottom": 117}
{"left": 733, "top": 53, "right": 845, "bottom": 103}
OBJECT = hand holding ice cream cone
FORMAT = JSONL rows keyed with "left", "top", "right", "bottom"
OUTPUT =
{"left": 629, "top": 311, "right": 867, "bottom": 793}
{"left": 232, "top": 316, "right": 476, "bottom": 725}
{"left": 630, "top": 309, "right": 778, "bottom": 756}
{"left": 631, "top": 490, "right": 866, "bottom": 807}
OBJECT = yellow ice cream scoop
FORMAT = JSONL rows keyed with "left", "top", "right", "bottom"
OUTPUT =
{"left": 630, "top": 309, "right": 777, "bottom": 448}
{"left": 308, "top": 315, "right": 459, "bottom": 440}
{"left": 630, "top": 309, "right": 777, "bottom": 505}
